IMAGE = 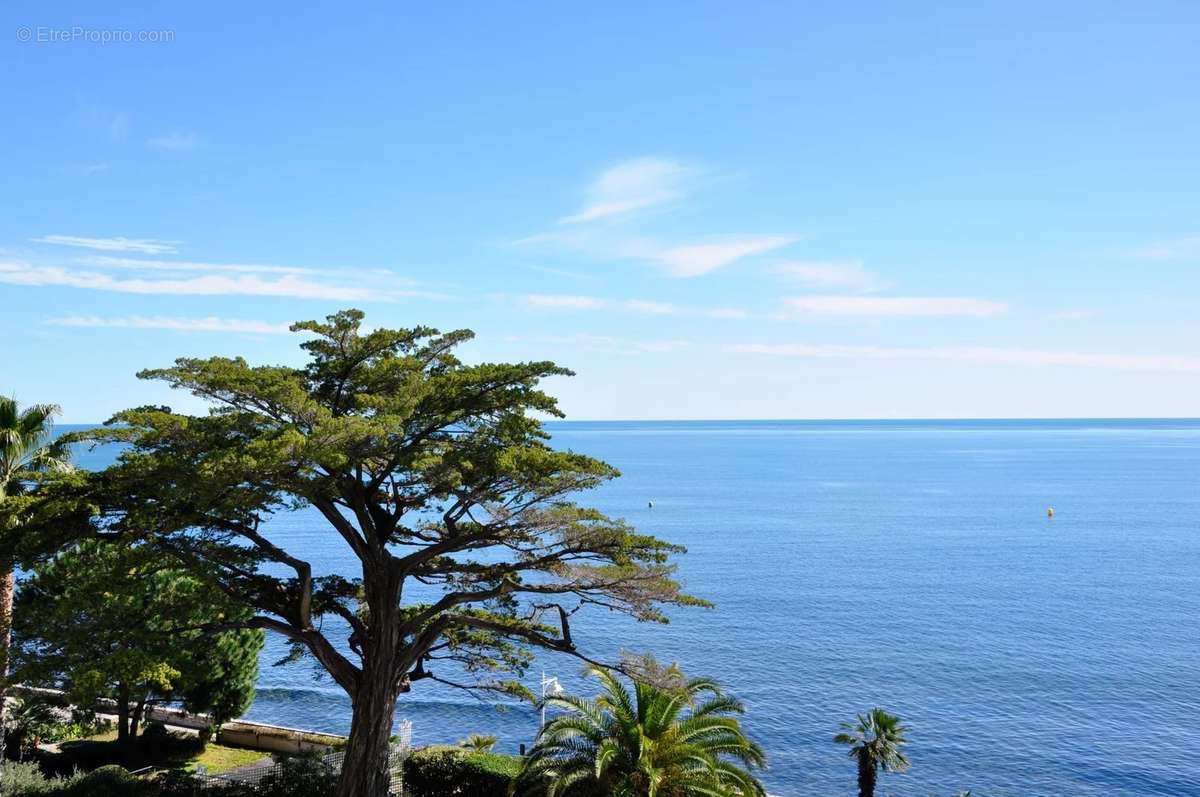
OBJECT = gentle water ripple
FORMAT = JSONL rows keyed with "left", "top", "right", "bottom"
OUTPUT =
{"left": 68, "top": 421, "right": 1200, "bottom": 796}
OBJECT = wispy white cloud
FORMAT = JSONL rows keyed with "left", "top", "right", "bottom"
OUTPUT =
{"left": 80, "top": 255, "right": 321, "bottom": 275}
{"left": 635, "top": 339, "right": 691, "bottom": 353}
{"left": 632, "top": 235, "right": 798, "bottom": 278}
{"left": 520, "top": 158, "right": 797, "bottom": 277}
{"left": 785, "top": 296, "right": 1006, "bottom": 317}
{"left": 771, "top": 260, "right": 888, "bottom": 292}
{"left": 519, "top": 294, "right": 748, "bottom": 319}
{"left": 707, "top": 307, "right": 749, "bottom": 319}
{"left": 33, "top": 235, "right": 180, "bottom": 255}
{"left": 59, "top": 163, "right": 112, "bottom": 177}
{"left": 516, "top": 230, "right": 796, "bottom": 278}
{"left": 4, "top": 247, "right": 434, "bottom": 301}
{"left": 523, "top": 294, "right": 609, "bottom": 310}
{"left": 726, "top": 343, "right": 1200, "bottom": 373}
{"left": 0, "top": 261, "right": 385, "bottom": 301}
{"left": 526, "top": 264, "right": 596, "bottom": 280}
{"left": 1127, "top": 236, "right": 1200, "bottom": 260}
{"left": 46, "top": 315, "right": 292, "bottom": 334}
{"left": 514, "top": 333, "right": 691, "bottom": 356}
{"left": 560, "top": 158, "right": 689, "bottom": 224}
{"left": 1048, "top": 309, "right": 1094, "bottom": 321}
{"left": 147, "top": 131, "right": 202, "bottom": 151}
{"left": 624, "top": 299, "right": 679, "bottom": 316}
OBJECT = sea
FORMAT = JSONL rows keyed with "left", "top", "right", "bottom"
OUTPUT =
{"left": 62, "top": 419, "right": 1200, "bottom": 796}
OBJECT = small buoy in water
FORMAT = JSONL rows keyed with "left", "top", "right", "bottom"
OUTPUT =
{"left": 648, "top": 501, "right": 654, "bottom": 509}
{"left": 1047, "top": 507, "right": 1054, "bottom": 518}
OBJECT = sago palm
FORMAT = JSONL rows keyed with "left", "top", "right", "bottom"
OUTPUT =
{"left": 0, "top": 398, "right": 72, "bottom": 761}
{"left": 519, "top": 664, "right": 766, "bottom": 797}
{"left": 833, "top": 708, "right": 909, "bottom": 797}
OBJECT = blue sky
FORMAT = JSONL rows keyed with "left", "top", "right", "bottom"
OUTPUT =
{"left": 3, "top": 2, "right": 1200, "bottom": 421}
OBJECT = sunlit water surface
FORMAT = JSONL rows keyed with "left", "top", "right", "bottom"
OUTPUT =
{"left": 69, "top": 420, "right": 1200, "bottom": 796}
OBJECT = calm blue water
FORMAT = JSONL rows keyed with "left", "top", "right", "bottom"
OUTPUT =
{"left": 65, "top": 420, "right": 1200, "bottom": 796}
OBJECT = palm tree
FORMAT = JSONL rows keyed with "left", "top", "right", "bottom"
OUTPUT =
{"left": 0, "top": 398, "right": 71, "bottom": 761}
{"left": 459, "top": 733, "right": 498, "bottom": 751}
{"left": 833, "top": 708, "right": 910, "bottom": 797}
{"left": 519, "top": 664, "right": 766, "bottom": 797}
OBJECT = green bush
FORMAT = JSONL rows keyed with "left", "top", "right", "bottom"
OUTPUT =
{"left": 255, "top": 752, "right": 340, "bottom": 797}
{"left": 138, "top": 721, "right": 174, "bottom": 758}
{"left": 0, "top": 762, "right": 157, "bottom": 797}
{"left": 157, "top": 753, "right": 339, "bottom": 797}
{"left": 0, "top": 760, "right": 81, "bottom": 795}
{"left": 403, "top": 746, "right": 522, "bottom": 797}
{"left": 67, "top": 765, "right": 151, "bottom": 797}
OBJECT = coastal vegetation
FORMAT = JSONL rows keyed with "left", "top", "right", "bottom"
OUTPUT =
{"left": 456, "top": 733, "right": 498, "bottom": 751}
{"left": 833, "top": 708, "right": 910, "bottom": 797}
{"left": 518, "top": 662, "right": 766, "bottom": 797}
{"left": 0, "top": 316, "right": 969, "bottom": 796}
{"left": 13, "top": 539, "right": 262, "bottom": 745}
{"left": 0, "top": 398, "right": 73, "bottom": 764}
{"left": 17, "top": 309, "right": 706, "bottom": 797}
{"left": 402, "top": 746, "right": 523, "bottom": 796}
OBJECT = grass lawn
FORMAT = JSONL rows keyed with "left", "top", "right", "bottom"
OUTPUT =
{"left": 188, "top": 742, "right": 266, "bottom": 773}
{"left": 47, "top": 728, "right": 267, "bottom": 775}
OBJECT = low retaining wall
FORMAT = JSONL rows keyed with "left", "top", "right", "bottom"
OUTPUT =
{"left": 216, "top": 720, "right": 346, "bottom": 755}
{"left": 13, "top": 685, "right": 347, "bottom": 756}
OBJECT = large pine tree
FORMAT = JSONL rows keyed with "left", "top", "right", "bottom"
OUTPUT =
{"left": 86, "top": 310, "right": 706, "bottom": 796}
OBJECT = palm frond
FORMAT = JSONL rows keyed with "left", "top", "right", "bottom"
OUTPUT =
{"left": 520, "top": 664, "right": 766, "bottom": 797}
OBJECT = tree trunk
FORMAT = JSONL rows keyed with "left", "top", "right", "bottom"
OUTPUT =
{"left": 857, "top": 754, "right": 876, "bottom": 797}
{"left": 0, "top": 562, "right": 13, "bottom": 684}
{"left": 335, "top": 672, "right": 399, "bottom": 797}
{"left": 116, "top": 683, "right": 131, "bottom": 747}
{"left": 0, "top": 560, "right": 12, "bottom": 764}
{"left": 130, "top": 699, "right": 146, "bottom": 739}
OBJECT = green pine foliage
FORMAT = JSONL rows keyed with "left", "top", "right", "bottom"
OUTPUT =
{"left": 13, "top": 539, "right": 263, "bottom": 739}
{"left": 73, "top": 309, "right": 707, "bottom": 795}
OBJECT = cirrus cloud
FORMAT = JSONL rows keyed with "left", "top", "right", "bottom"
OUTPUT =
{"left": 147, "top": 131, "right": 202, "bottom": 151}
{"left": 519, "top": 294, "right": 748, "bottom": 319}
{"left": 0, "top": 260, "right": 395, "bottom": 301}
{"left": 47, "top": 315, "right": 293, "bottom": 334}
{"left": 727, "top": 343, "right": 1200, "bottom": 373}
{"left": 560, "top": 158, "right": 690, "bottom": 224}
{"left": 523, "top": 294, "right": 609, "bottom": 310}
{"left": 1126, "top": 235, "right": 1200, "bottom": 260}
{"left": 32, "top": 234, "right": 180, "bottom": 255}
{"left": 623, "top": 235, "right": 797, "bottom": 278}
{"left": 785, "top": 295, "right": 1006, "bottom": 317}
{"left": 771, "top": 260, "right": 888, "bottom": 292}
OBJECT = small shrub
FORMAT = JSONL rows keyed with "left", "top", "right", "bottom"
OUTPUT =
{"left": 141, "top": 721, "right": 170, "bottom": 743}
{"left": 67, "top": 764, "right": 150, "bottom": 797}
{"left": 254, "top": 753, "right": 339, "bottom": 797}
{"left": 0, "top": 760, "right": 81, "bottom": 795}
{"left": 403, "top": 746, "right": 522, "bottom": 797}
{"left": 139, "top": 721, "right": 173, "bottom": 756}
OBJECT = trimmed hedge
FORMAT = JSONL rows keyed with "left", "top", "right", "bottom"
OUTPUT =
{"left": 403, "top": 745, "right": 523, "bottom": 797}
